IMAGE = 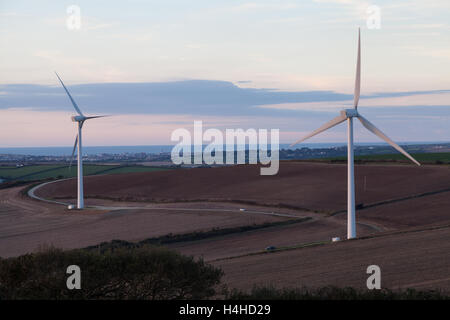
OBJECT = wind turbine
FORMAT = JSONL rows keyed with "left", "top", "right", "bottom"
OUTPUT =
{"left": 290, "top": 29, "right": 420, "bottom": 239}
{"left": 55, "top": 72, "right": 106, "bottom": 209}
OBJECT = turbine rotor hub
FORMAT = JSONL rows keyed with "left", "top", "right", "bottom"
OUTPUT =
{"left": 71, "top": 115, "right": 85, "bottom": 122}
{"left": 341, "top": 109, "right": 359, "bottom": 118}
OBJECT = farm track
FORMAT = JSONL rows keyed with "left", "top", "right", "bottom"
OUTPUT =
{"left": 34, "top": 162, "right": 450, "bottom": 226}
{"left": 1, "top": 184, "right": 314, "bottom": 258}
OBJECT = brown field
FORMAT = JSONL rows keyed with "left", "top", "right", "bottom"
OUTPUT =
{"left": 2, "top": 161, "right": 449, "bottom": 292}
{"left": 214, "top": 225, "right": 450, "bottom": 291}
{"left": 168, "top": 217, "right": 377, "bottom": 261}
{"left": 36, "top": 162, "right": 450, "bottom": 226}
{"left": 0, "top": 187, "right": 293, "bottom": 257}
{"left": 337, "top": 191, "right": 450, "bottom": 229}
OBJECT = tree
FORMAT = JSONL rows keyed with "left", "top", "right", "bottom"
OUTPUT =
{"left": 0, "top": 245, "right": 223, "bottom": 300}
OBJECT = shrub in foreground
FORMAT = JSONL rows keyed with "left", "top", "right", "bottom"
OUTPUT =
{"left": 226, "top": 285, "right": 448, "bottom": 300}
{"left": 0, "top": 246, "right": 223, "bottom": 300}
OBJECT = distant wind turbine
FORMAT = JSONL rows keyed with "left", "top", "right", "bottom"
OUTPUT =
{"left": 290, "top": 29, "right": 420, "bottom": 239}
{"left": 55, "top": 72, "right": 107, "bottom": 209}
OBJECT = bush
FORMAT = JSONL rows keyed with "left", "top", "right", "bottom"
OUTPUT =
{"left": 226, "top": 285, "right": 448, "bottom": 300}
{"left": 0, "top": 246, "right": 223, "bottom": 300}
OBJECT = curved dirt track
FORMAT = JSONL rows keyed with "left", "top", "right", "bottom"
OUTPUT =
{"left": 36, "top": 162, "right": 450, "bottom": 228}
{"left": 1, "top": 185, "right": 312, "bottom": 258}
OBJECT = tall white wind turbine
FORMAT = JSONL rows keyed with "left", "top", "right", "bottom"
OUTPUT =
{"left": 290, "top": 29, "right": 420, "bottom": 239}
{"left": 56, "top": 72, "right": 106, "bottom": 209}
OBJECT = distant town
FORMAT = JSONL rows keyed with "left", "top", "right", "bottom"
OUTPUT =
{"left": 1, "top": 142, "right": 449, "bottom": 166}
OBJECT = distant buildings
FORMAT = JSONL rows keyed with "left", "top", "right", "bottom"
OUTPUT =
{"left": 0, "top": 143, "right": 448, "bottom": 165}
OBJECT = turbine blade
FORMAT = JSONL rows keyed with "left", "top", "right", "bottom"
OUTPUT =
{"left": 290, "top": 113, "right": 347, "bottom": 147}
{"left": 69, "top": 134, "right": 78, "bottom": 170}
{"left": 84, "top": 115, "right": 109, "bottom": 120}
{"left": 354, "top": 28, "right": 361, "bottom": 109}
{"left": 55, "top": 72, "right": 84, "bottom": 116}
{"left": 357, "top": 115, "right": 420, "bottom": 166}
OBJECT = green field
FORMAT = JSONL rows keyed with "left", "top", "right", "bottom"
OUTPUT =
{"left": 327, "top": 152, "right": 450, "bottom": 163}
{"left": 1, "top": 152, "right": 447, "bottom": 182}
{"left": 0, "top": 164, "right": 170, "bottom": 182}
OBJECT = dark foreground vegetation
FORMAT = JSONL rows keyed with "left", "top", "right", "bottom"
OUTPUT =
{"left": 226, "top": 285, "right": 448, "bottom": 300}
{"left": 0, "top": 246, "right": 222, "bottom": 300}
{"left": 0, "top": 245, "right": 448, "bottom": 300}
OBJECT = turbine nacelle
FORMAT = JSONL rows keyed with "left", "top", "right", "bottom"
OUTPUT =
{"left": 71, "top": 115, "right": 107, "bottom": 122}
{"left": 71, "top": 115, "right": 85, "bottom": 122}
{"left": 341, "top": 109, "right": 359, "bottom": 118}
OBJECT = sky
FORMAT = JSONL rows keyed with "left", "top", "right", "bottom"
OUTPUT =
{"left": 1, "top": 0, "right": 449, "bottom": 147}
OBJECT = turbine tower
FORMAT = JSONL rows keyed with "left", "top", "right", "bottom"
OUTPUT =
{"left": 55, "top": 72, "right": 106, "bottom": 209}
{"left": 291, "top": 29, "right": 420, "bottom": 239}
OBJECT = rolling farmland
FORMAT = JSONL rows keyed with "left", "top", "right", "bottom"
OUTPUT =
{"left": 1, "top": 160, "right": 449, "bottom": 292}
{"left": 0, "top": 164, "right": 170, "bottom": 182}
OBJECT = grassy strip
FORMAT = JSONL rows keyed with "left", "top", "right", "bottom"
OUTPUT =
{"left": 1, "top": 164, "right": 170, "bottom": 182}
{"left": 352, "top": 223, "right": 450, "bottom": 242}
{"left": 0, "top": 165, "right": 64, "bottom": 179}
{"left": 330, "top": 187, "right": 450, "bottom": 216}
{"left": 16, "top": 164, "right": 119, "bottom": 181}
{"left": 104, "top": 166, "right": 170, "bottom": 174}
{"left": 316, "top": 152, "right": 450, "bottom": 164}
{"left": 85, "top": 217, "right": 311, "bottom": 252}
{"left": 211, "top": 240, "right": 328, "bottom": 263}
{"left": 1, "top": 164, "right": 100, "bottom": 181}
{"left": 12, "top": 165, "right": 68, "bottom": 181}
